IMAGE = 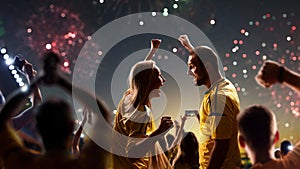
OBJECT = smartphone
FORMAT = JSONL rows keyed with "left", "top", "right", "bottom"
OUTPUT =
{"left": 185, "top": 110, "right": 198, "bottom": 117}
{"left": 14, "top": 55, "right": 25, "bottom": 70}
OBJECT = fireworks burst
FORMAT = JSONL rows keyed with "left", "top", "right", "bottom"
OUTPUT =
{"left": 25, "top": 4, "right": 87, "bottom": 74}
{"left": 224, "top": 11, "right": 300, "bottom": 116}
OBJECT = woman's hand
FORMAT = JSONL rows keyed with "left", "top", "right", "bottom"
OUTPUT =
{"left": 156, "top": 116, "right": 173, "bottom": 135}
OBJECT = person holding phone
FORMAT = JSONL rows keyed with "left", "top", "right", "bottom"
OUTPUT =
{"left": 0, "top": 52, "right": 112, "bottom": 169}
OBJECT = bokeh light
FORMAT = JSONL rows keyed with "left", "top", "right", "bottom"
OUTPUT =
{"left": 25, "top": 4, "right": 87, "bottom": 74}
{"left": 224, "top": 11, "right": 300, "bottom": 144}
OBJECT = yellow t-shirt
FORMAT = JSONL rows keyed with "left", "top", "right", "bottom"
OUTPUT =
{"left": 112, "top": 94, "right": 172, "bottom": 169}
{"left": 199, "top": 78, "right": 241, "bottom": 169}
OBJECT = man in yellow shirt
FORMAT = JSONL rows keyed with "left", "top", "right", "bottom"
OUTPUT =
{"left": 178, "top": 35, "right": 241, "bottom": 169}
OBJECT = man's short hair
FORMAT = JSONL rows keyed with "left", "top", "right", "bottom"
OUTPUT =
{"left": 237, "top": 105, "right": 277, "bottom": 150}
{"left": 36, "top": 99, "right": 74, "bottom": 149}
{"left": 192, "top": 46, "right": 225, "bottom": 77}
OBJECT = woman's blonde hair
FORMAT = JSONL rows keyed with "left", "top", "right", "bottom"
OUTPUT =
{"left": 126, "top": 60, "right": 159, "bottom": 108}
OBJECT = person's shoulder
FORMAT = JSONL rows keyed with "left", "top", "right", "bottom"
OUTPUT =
{"left": 0, "top": 127, "right": 37, "bottom": 168}
{"left": 220, "top": 78, "right": 236, "bottom": 89}
{"left": 219, "top": 78, "right": 240, "bottom": 99}
{"left": 250, "top": 159, "right": 283, "bottom": 169}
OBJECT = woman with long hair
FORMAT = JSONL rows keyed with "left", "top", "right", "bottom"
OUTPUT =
{"left": 112, "top": 39, "right": 173, "bottom": 169}
{"left": 172, "top": 132, "right": 200, "bottom": 169}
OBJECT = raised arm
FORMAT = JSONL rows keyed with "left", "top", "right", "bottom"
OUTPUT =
{"left": 24, "top": 61, "right": 42, "bottom": 106}
{"left": 0, "top": 90, "right": 5, "bottom": 108}
{"left": 144, "top": 39, "right": 161, "bottom": 60}
{"left": 178, "top": 35, "right": 194, "bottom": 53}
{"left": 0, "top": 78, "right": 42, "bottom": 129}
{"left": 169, "top": 115, "right": 187, "bottom": 149}
{"left": 11, "top": 61, "right": 43, "bottom": 130}
{"left": 256, "top": 60, "right": 300, "bottom": 93}
{"left": 72, "top": 107, "right": 88, "bottom": 157}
